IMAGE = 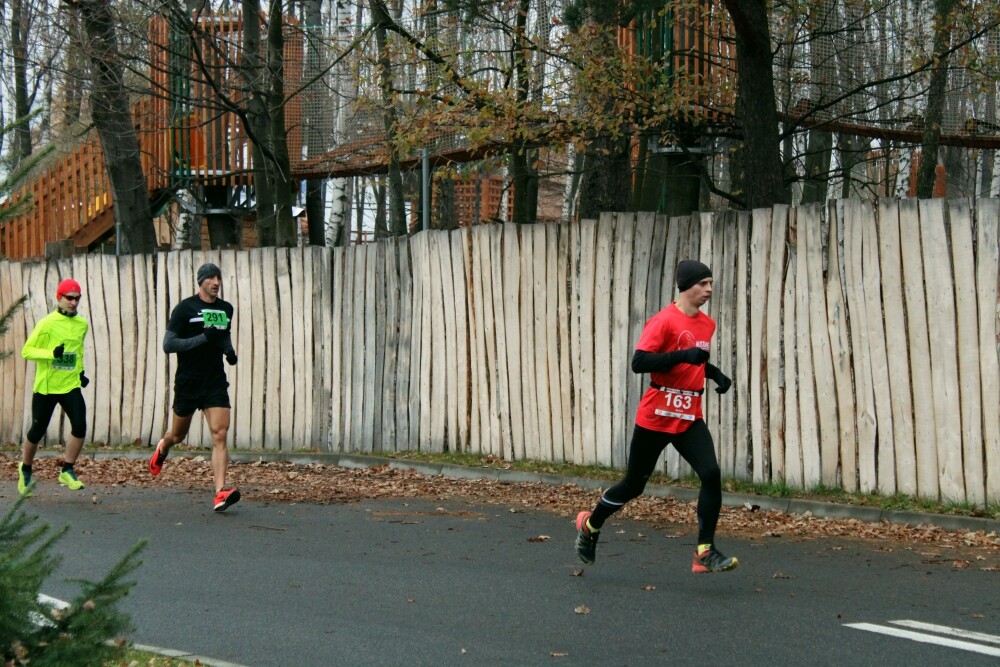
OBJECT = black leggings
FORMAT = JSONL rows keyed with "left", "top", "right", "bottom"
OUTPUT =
{"left": 27, "top": 389, "right": 87, "bottom": 443}
{"left": 589, "top": 421, "right": 722, "bottom": 545}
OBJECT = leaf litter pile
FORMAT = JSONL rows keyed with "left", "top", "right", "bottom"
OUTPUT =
{"left": 5, "top": 454, "right": 1000, "bottom": 570}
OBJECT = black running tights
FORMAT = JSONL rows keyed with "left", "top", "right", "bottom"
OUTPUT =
{"left": 589, "top": 421, "right": 722, "bottom": 545}
{"left": 27, "top": 389, "right": 87, "bottom": 443}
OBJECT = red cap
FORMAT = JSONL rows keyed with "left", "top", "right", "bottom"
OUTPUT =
{"left": 56, "top": 278, "right": 82, "bottom": 299}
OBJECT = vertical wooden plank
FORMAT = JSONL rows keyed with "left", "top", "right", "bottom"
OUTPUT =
{"left": 396, "top": 238, "right": 413, "bottom": 451}
{"left": 589, "top": 213, "right": 621, "bottom": 466}
{"left": 262, "top": 248, "right": 282, "bottom": 449}
{"left": 217, "top": 249, "right": 239, "bottom": 449}
{"left": 233, "top": 249, "right": 253, "bottom": 449}
{"left": 519, "top": 226, "right": 540, "bottom": 461}
{"left": 289, "top": 248, "right": 308, "bottom": 450}
{"left": 246, "top": 249, "right": 266, "bottom": 450}
{"left": 734, "top": 210, "right": 750, "bottom": 478}
{"left": 380, "top": 240, "right": 399, "bottom": 452}
{"left": 976, "top": 197, "right": 1000, "bottom": 501}
{"left": 0, "top": 262, "right": 15, "bottom": 441}
{"left": 470, "top": 227, "right": 493, "bottom": 455}
{"left": 712, "top": 212, "right": 734, "bottom": 475}
{"left": 920, "top": 199, "right": 966, "bottom": 501}
{"left": 843, "top": 199, "right": 878, "bottom": 492}
{"left": 782, "top": 245, "right": 802, "bottom": 488}
{"left": 748, "top": 207, "right": 772, "bottom": 483}
{"left": 339, "top": 247, "right": 355, "bottom": 449}
{"left": 801, "top": 204, "right": 839, "bottom": 487}
{"left": 899, "top": 199, "right": 938, "bottom": 497}
{"left": 317, "top": 247, "right": 334, "bottom": 450}
{"left": 409, "top": 235, "right": 428, "bottom": 451}
{"left": 329, "top": 247, "right": 345, "bottom": 452}
{"left": 626, "top": 214, "right": 654, "bottom": 451}
{"left": 20, "top": 264, "right": 47, "bottom": 442}
{"left": 825, "top": 201, "right": 857, "bottom": 492}
{"left": 876, "top": 199, "right": 917, "bottom": 496}
{"left": 610, "top": 214, "right": 634, "bottom": 468}
{"left": 405, "top": 235, "right": 422, "bottom": 450}
{"left": 501, "top": 224, "right": 524, "bottom": 459}
{"left": 862, "top": 204, "right": 896, "bottom": 495}
{"left": 150, "top": 252, "right": 169, "bottom": 445}
{"left": 452, "top": 231, "right": 471, "bottom": 451}
{"left": 490, "top": 225, "right": 513, "bottom": 459}
{"left": 541, "top": 224, "right": 562, "bottom": 461}
{"left": 91, "top": 255, "right": 113, "bottom": 444}
{"left": 792, "top": 207, "right": 825, "bottom": 488}
{"left": 363, "top": 243, "right": 378, "bottom": 451}
{"left": 119, "top": 255, "right": 140, "bottom": 444}
{"left": 556, "top": 224, "right": 574, "bottom": 462}
{"left": 350, "top": 245, "right": 368, "bottom": 451}
{"left": 426, "top": 234, "right": 445, "bottom": 452}
{"left": 372, "top": 242, "right": 387, "bottom": 450}
{"left": 576, "top": 219, "right": 598, "bottom": 465}
{"left": 948, "top": 199, "right": 984, "bottom": 505}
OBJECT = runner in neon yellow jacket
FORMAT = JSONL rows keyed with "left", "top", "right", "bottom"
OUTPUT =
{"left": 17, "top": 278, "right": 90, "bottom": 496}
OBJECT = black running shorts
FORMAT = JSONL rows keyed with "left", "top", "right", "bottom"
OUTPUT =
{"left": 172, "top": 382, "right": 231, "bottom": 417}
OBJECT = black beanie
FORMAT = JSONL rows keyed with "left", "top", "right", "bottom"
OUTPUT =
{"left": 197, "top": 263, "right": 222, "bottom": 285}
{"left": 676, "top": 260, "right": 712, "bottom": 292}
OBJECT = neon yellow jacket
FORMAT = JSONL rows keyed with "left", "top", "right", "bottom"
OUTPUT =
{"left": 21, "top": 310, "right": 89, "bottom": 395}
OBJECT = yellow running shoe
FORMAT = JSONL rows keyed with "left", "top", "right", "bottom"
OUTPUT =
{"left": 58, "top": 469, "right": 85, "bottom": 490}
{"left": 17, "top": 462, "right": 33, "bottom": 497}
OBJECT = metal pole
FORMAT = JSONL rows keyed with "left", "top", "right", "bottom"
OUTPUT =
{"left": 422, "top": 147, "right": 430, "bottom": 231}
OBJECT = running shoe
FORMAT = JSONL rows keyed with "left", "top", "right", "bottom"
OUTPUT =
{"left": 574, "top": 511, "right": 600, "bottom": 565}
{"left": 17, "top": 462, "right": 32, "bottom": 497}
{"left": 691, "top": 546, "right": 739, "bottom": 574}
{"left": 58, "top": 469, "right": 85, "bottom": 491}
{"left": 149, "top": 439, "right": 168, "bottom": 476}
{"left": 213, "top": 487, "right": 241, "bottom": 512}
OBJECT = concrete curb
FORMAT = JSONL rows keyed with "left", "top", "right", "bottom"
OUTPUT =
{"left": 132, "top": 643, "right": 251, "bottom": 667}
{"left": 79, "top": 448, "right": 1000, "bottom": 534}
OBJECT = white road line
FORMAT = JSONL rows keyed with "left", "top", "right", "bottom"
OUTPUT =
{"left": 889, "top": 620, "right": 1000, "bottom": 646}
{"left": 846, "top": 623, "right": 1000, "bottom": 657}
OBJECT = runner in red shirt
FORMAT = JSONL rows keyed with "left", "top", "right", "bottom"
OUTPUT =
{"left": 574, "top": 260, "right": 737, "bottom": 573}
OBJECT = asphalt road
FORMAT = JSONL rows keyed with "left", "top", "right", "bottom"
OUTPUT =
{"left": 6, "top": 484, "right": 999, "bottom": 667}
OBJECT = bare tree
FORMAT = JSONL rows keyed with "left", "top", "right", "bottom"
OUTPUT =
{"left": 65, "top": 0, "right": 157, "bottom": 253}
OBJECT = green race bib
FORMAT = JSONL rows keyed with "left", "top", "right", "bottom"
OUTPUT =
{"left": 53, "top": 351, "right": 77, "bottom": 371}
{"left": 202, "top": 309, "right": 229, "bottom": 329}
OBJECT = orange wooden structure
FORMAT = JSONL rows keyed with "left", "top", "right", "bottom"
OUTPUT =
{"left": 0, "top": 12, "right": 305, "bottom": 260}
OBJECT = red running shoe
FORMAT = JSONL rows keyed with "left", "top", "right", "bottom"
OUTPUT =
{"left": 214, "top": 488, "right": 241, "bottom": 512}
{"left": 149, "top": 440, "right": 167, "bottom": 476}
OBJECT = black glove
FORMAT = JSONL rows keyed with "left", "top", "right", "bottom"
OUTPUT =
{"left": 203, "top": 328, "right": 227, "bottom": 345}
{"left": 706, "top": 364, "right": 732, "bottom": 394}
{"left": 225, "top": 351, "right": 238, "bottom": 366}
{"left": 676, "top": 347, "right": 710, "bottom": 365}
{"left": 79, "top": 371, "right": 90, "bottom": 388}
{"left": 53, "top": 344, "right": 65, "bottom": 360}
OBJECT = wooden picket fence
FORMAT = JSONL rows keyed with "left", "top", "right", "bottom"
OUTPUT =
{"left": 1, "top": 198, "right": 998, "bottom": 504}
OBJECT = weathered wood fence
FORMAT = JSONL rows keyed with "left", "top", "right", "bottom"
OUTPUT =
{"left": 1, "top": 198, "right": 998, "bottom": 504}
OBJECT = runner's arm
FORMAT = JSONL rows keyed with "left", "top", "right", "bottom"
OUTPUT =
{"left": 631, "top": 348, "right": 709, "bottom": 374}
{"left": 163, "top": 329, "right": 211, "bottom": 353}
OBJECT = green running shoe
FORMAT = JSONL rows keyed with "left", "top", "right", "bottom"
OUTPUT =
{"left": 58, "top": 469, "right": 85, "bottom": 491}
{"left": 18, "top": 462, "right": 32, "bottom": 497}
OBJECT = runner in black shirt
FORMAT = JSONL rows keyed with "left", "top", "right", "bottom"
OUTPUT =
{"left": 149, "top": 262, "right": 241, "bottom": 511}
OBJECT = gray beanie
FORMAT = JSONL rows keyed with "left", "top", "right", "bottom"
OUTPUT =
{"left": 676, "top": 260, "right": 712, "bottom": 292}
{"left": 197, "top": 263, "right": 222, "bottom": 285}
